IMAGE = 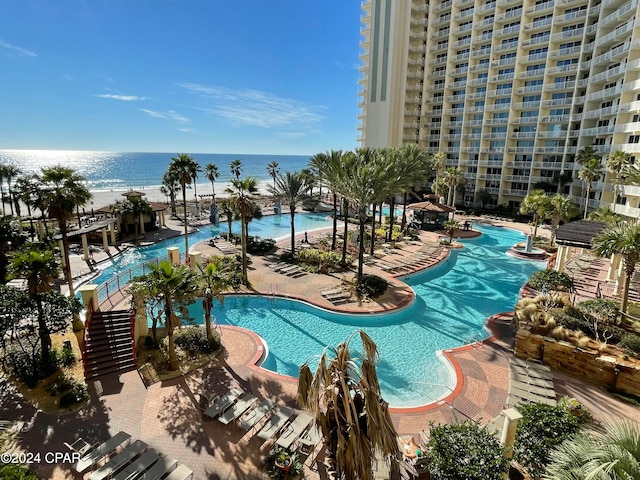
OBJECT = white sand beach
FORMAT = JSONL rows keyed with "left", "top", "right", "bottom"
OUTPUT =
{"left": 85, "top": 179, "right": 274, "bottom": 210}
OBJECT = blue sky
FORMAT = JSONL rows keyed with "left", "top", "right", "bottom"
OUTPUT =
{"left": 0, "top": 1, "right": 362, "bottom": 155}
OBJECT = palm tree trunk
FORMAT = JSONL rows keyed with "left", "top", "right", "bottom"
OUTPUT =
{"left": 203, "top": 299, "right": 214, "bottom": 343}
{"left": 387, "top": 197, "right": 396, "bottom": 242}
{"left": 241, "top": 213, "right": 248, "bottom": 284}
{"left": 401, "top": 192, "right": 408, "bottom": 231}
{"left": 290, "top": 207, "right": 296, "bottom": 255}
{"left": 7, "top": 183, "right": 14, "bottom": 216}
{"left": 622, "top": 263, "right": 634, "bottom": 313}
{"left": 182, "top": 185, "right": 189, "bottom": 255}
{"left": 211, "top": 181, "right": 216, "bottom": 199}
{"left": 0, "top": 184, "right": 5, "bottom": 216}
{"left": 166, "top": 305, "right": 179, "bottom": 371}
{"left": 60, "top": 222, "right": 75, "bottom": 297}
{"left": 36, "top": 297, "right": 53, "bottom": 374}
{"left": 584, "top": 184, "right": 591, "bottom": 219}
{"left": 370, "top": 204, "right": 376, "bottom": 256}
{"left": 358, "top": 209, "right": 367, "bottom": 281}
{"left": 331, "top": 193, "right": 337, "bottom": 251}
{"left": 193, "top": 178, "right": 199, "bottom": 215}
{"left": 341, "top": 199, "right": 349, "bottom": 266}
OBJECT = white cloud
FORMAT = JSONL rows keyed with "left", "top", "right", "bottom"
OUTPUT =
{"left": 140, "top": 108, "right": 190, "bottom": 123}
{"left": 179, "top": 127, "right": 197, "bottom": 133}
{"left": 178, "top": 83, "right": 325, "bottom": 128}
{"left": 0, "top": 39, "right": 37, "bottom": 57}
{"left": 96, "top": 94, "right": 146, "bottom": 101}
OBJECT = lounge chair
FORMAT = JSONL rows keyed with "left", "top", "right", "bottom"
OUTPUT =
{"left": 257, "top": 406, "right": 295, "bottom": 440}
{"left": 237, "top": 399, "right": 276, "bottom": 431}
{"left": 64, "top": 438, "right": 93, "bottom": 456}
{"left": 88, "top": 439, "right": 148, "bottom": 480}
{"left": 218, "top": 393, "right": 258, "bottom": 425}
{"left": 298, "top": 424, "right": 321, "bottom": 452}
{"left": 112, "top": 448, "right": 160, "bottom": 480}
{"left": 275, "top": 412, "right": 314, "bottom": 450}
{"left": 203, "top": 388, "right": 243, "bottom": 419}
{"left": 143, "top": 456, "right": 178, "bottom": 480}
{"left": 163, "top": 464, "right": 194, "bottom": 480}
{"left": 75, "top": 431, "right": 131, "bottom": 474}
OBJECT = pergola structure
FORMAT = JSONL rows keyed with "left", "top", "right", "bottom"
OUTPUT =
{"left": 407, "top": 198, "right": 455, "bottom": 231}
{"left": 96, "top": 190, "right": 170, "bottom": 236}
{"left": 554, "top": 220, "right": 607, "bottom": 272}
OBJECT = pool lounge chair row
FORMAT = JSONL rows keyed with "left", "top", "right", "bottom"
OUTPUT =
{"left": 272, "top": 262, "right": 307, "bottom": 278}
{"left": 202, "top": 387, "right": 322, "bottom": 458}
{"left": 506, "top": 358, "right": 557, "bottom": 408}
{"left": 71, "top": 430, "right": 193, "bottom": 479}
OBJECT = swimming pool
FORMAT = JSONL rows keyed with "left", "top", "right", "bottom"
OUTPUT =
{"left": 90, "top": 212, "right": 335, "bottom": 286}
{"left": 183, "top": 223, "right": 543, "bottom": 408}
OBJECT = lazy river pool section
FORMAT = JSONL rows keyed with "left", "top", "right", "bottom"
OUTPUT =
{"left": 182, "top": 223, "right": 543, "bottom": 408}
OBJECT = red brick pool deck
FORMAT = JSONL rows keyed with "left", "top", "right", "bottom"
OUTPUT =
{"left": 3, "top": 220, "right": 639, "bottom": 479}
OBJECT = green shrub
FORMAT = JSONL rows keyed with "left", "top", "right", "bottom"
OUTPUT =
{"left": 356, "top": 274, "right": 388, "bottom": 298}
{"left": 620, "top": 333, "right": 640, "bottom": 357}
{"left": 48, "top": 373, "right": 74, "bottom": 396}
{"left": 174, "top": 326, "right": 219, "bottom": 354}
{"left": 59, "top": 344, "right": 76, "bottom": 367}
{"left": 246, "top": 236, "right": 276, "bottom": 255}
{"left": 514, "top": 403, "right": 582, "bottom": 479}
{"left": 0, "top": 464, "right": 40, "bottom": 479}
{"left": 527, "top": 269, "right": 574, "bottom": 292}
{"left": 264, "top": 445, "right": 304, "bottom": 479}
{"left": 425, "top": 421, "right": 508, "bottom": 480}
{"left": 294, "top": 248, "right": 349, "bottom": 272}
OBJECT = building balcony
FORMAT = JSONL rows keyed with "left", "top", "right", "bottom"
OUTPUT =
{"left": 502, "top": 189, "right": 528, "bottom": 196}
{"left": 548, "top": 45, "right": 582, "bottom": 59}
{"left": 503, "top": 175, "right": 531, "bottom": 182}
{"left": 549, "top": 27, "right": 584, "bottom": 42}
{"left": 591, "top": 42, "right": 631, "bottom": 66}
{"left": 525, "top": 0, "right": 554, "bottom": 14}
{"left": 523, "top": 17, "right": 553, "bottom": 32}
{"left": 545, "top": 81, "right": 576, "bottom": 91}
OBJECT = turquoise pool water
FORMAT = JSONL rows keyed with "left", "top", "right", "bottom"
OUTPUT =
{"left": 90, "top": 213, "right": 335, "bottom": 285}
{"left": 184, "top": 224, "right": 543, "bottom": 408}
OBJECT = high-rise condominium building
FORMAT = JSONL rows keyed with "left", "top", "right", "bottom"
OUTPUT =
{"left": 358, "top": 0, "right": 640, "bottom": 218}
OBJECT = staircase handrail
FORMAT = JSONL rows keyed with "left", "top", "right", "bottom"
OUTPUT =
{"left": 81, "top": 292, "right": 96, "bottom": 368}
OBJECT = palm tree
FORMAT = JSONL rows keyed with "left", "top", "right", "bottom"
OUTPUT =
{"left": 204, "top": 163, "right": 220, "bottom": 199}
{"left": 592, "top": 221, "right": 640, "bottom": 314}
{"left": 268, "top": 171, "right": 310, "bottom": 255}
{"left": 576, "top": 145, "right": 600, "bottom": 166}
{"left": 219, "top": 198, "right": 237, "bottom": 241}
{"left": 133, "top": 261, "right": 198, "bottom": 371}
{"left": 443, "top": 219, "right": 460, "bottom": 245}
{"left": 190, "top": 160, "right": 202, "bottom": 215}
{"left": 266, "top": 161, "right": 280, "bottom": 190}
{"left": 230, "top": 159, "right": 243, "bottom": 180}
{"left": 10, "top": 247, "right": 61, "bottom": 374}
{"left": 429, "top": 152, "right": 447, "bottom": 183}
{"left": 225, "top": 177, "right": 259, "bottom": 285}
{"left": 520, "top": 189, "right": 552, "bottom": 239}
{"left": 606, "top": 150, "right": 633, "bottom": 214}
{"left": 578, "top": 157, "right": 604, "bottom": 219}
{"left": 32, "top": 166, "right": 91, "bottom": 301}
{"left": 198, "top": 259, "right": 233, "bottom": 344}
{"left": 442, "top": 167, "right": 465, "bottom": 207}
{"left": 0, "top": 164, "right": 7, "bottom": 216}
{"left": 549, "top": 195, "right": 579, "bottom": 245}
{"left": 476, "top": 188, "right": 494, "bottom": 209}
{"left": 297, "top": 331, "right": 404, "bottom": 480}
{"left": 431, "top": 177, "right": 449, "bottom": 202}
{"left": 3, "top": 165, "right": 21, "bottom": 216}
{"left": 161, "top": 170, "right": 179, "bottom": 215}
{"left": 544, "top": 418, "right": 640, "bottom": 480}
{"left": 588, "top": 206, "right": 622, "bottom": 225}
{"left": 168, "top": 153, "right": 200, "bottom": 255}
{"left": 310, "top": 150, "right": 346, "bottom": 252}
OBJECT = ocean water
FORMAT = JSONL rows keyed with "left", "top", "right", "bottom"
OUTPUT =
{"left": 0, "top": 150, "right": 311, "bottom": 192}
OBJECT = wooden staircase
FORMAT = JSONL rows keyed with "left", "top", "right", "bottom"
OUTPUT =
{"left": 83, "top": 309, "right": 137, "bottom": 381}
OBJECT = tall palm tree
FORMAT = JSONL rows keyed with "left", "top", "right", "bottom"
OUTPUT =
{"left": 520, "top": 189, "right": 552, "bottom": 239}
{"left": 230, "top": 159, "right": 243, "bottom": 180}
{"left": 3, "top": 165, "right": 21, "bottom": 216}
{"left": 544, "top": 418, "right": 640, "bottom": 480}
{"left": 10, "top": 247, "right": 61, "bottom": 374}
{"left": 161, "top": 170, "right": 179, "bottom": 215}
{"left": 198, "top": 259, "right": 233, "bottom": 344}
{"left": 392, "top": 144, "right": 431, "bottom": 238}
{"left": 592, "top": 221, "right": 640, "bottom": 314}
{"left": 191, "top": 160, "right": 202, "bottom": 215}
{"left": 225, "top": 177, "right": 259, "bottom": 285}
{"left": 549, "top": 194, "right": 579, "bottom": 245}
{"left": 578, "top": 157, "right": 604, "bottom": 219}
{"left": 588, "top": 206, "right": 622, "bottom": 225}
{"left": 266, "top": 161, "right": 280, "bottom": 190}
{"left": 429, "top": 151, "right": 447, "bottom": 184}
{"left": 32, "top": 166, "right": 91, "bottom": 300}
{"left": 204, "top": 163, "right": 220, "bottom": 199}
{"left": 268, "top": 171, "right": 310, "bottom": 255}
{"left": 168, "top": 153, "right": 200, "bottom": 256}
{"left": 442, "top": 166, "right": 465, "bottom": 207}
{"left": 431, "top": 177, "right": 449, "bottom": 202}
{"left": 334, "top": 148, "right": 398, "bottom": 280}
{"left": 606, "top": 150, "right": 633, "bottom": 214}
{"left": 219, "top": 198, "right": 237, "bottom": 241}
{"left": 297, "top": 331, "right": 404, "bottom": 480}
{"left": 309, "top": 150, "right": 345, "bottom": 251}
{"left": 0, "top": 164, "right": 7, "bottom": 216}
{"left": 133, "top": 261, "right": 198, "bottom": 371}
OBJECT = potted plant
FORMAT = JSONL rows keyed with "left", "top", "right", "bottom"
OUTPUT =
{"left": 264, "top": 446, "right": 303, "bottom": 479}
